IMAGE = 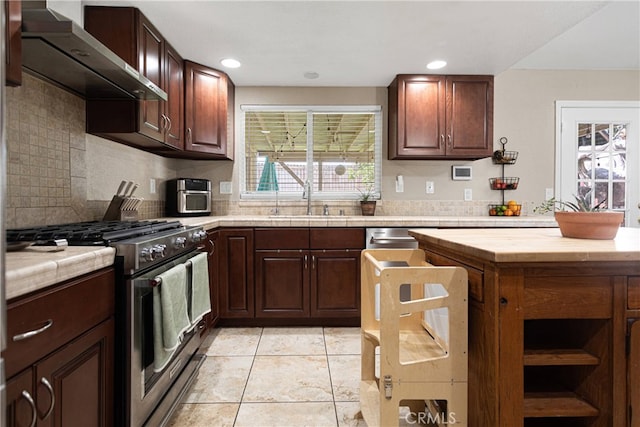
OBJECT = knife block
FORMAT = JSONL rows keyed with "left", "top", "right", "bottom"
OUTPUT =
{"left": 103, "top": 196, "right": 125, "bottom": 221}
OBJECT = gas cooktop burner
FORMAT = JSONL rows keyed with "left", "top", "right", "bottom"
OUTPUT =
{"left": 6, "top": 220, "right": 184, "bottom": 246}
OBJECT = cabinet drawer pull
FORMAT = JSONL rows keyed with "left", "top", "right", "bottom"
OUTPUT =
{"left": 21, "top": 390, "right": 37, "bottom": 427}
{"left": 40, "top": 377, "right": 55, "bottom": 420}
{"left": 13, "top": 319, "right": 53, "bottom": 341}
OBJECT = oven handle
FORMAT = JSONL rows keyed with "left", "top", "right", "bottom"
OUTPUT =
{"left": 148, "top": 250, "right": 206, "bottom": 287}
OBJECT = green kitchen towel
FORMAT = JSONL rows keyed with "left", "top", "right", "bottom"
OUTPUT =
{"left": 152, "top": 262, "right": 190, "bottom": 372}
{"left": 189, "top": 252, "right": 211, "bottom": 325}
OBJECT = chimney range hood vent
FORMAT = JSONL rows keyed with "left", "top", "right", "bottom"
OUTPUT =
{"left": 21, "top": 5, "right": 167, "bottom": 101}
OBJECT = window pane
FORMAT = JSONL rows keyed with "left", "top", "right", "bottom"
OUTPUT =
{"left": 243, "top": 107, "right": 380, "bottom": 198}
{"left": 312, "top": 112, "right": 376, "bottom": 194}
{"left": 574, "top": 121, "right": 629, "bottom": 212}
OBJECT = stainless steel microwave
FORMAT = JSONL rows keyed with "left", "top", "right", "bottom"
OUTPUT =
{"left": 165, "top": 178, "right": 211, "bottom": 217}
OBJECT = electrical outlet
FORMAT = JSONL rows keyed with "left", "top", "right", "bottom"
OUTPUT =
{"left": 219, "top": 181, "right": 232, "bottom": 194}
{"left": 149, "top": 178, "right": 156, "bottom": 194}
{"left": 545, "top": 188, "right": 554, "bottom": 201}
{"left": 396, "top": 175, "right": 404, "bottom": 192}
{"left": 426, "top": 181, "right": 435, "bottom": 194}
{"left": 464, "top": 188, "right": 472, "bottom": 201}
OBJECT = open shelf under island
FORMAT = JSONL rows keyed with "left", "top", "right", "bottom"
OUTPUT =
{"left": 408, "top": 227, "right": 640, "bottom": 427}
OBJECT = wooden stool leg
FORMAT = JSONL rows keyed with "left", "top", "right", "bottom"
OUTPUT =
{"left": 361, "top": 335, "right": 376, "bottom": 381}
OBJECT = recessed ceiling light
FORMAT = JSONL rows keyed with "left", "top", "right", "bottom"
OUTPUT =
{"left": 221, "top": 58, "right": 241, "bottom": 68}
{"left": 304, "top": 71, "right": 319, "bottom": 79}
{"left": 426, "top": 60, "right": 447, "bottom": 70}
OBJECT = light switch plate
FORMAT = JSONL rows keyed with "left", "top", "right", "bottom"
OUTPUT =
{"left": 219, "top": 181, "right": 232, "bottom": 194}
{"left": 426, "top": 181, "right": 435, "bottom": 194}
{"left": 464, "top": 188, "right": 472, "bottom": 201}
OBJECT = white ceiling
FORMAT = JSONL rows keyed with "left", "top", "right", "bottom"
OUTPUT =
{"left": 81, "top": 0, "right": 640, "bottom": 87}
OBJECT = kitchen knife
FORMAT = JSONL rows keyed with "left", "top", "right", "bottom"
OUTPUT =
{"left": 128, "top": 183, "right": 139, "bottom": 197}
{"left": 116, "top": 180, "right": 127, "bottom": 196}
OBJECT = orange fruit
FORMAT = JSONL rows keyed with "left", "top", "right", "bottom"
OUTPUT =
{"left": 504, "top": 209, "right": 513, "bottom": 216}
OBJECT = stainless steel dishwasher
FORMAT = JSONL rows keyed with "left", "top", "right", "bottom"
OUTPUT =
{"left": 365, "top": 228, "right": 419, "bottom": 250}
{"left": 365, "top": 228, "right": 422, "bottom": 310}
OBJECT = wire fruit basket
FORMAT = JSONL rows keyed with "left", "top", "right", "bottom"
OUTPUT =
{"left": 489, "top": 177, "right": 519, "bottom": 190}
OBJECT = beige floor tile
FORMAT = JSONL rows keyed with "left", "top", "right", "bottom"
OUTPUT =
{"left": 204, "top": 327, "right": 263, "bottom": 356}
{"left": 168, "top": 403, "right": 239, "bottom": 427}
{"left": 328, "top": 355, "right": 360, "bottom": 402}
{"left": 256, "top": 327, "right": 326, "bottom": 355}
{"left": 324, "top": 327, "right": 361, "bottom": 355}
{"left": 184, "top": 356, "right": 253, "bottom": 403}
{"left": 243, "top": 355, "right": 333, "bottom": 402}
{"left": 234, "top": 402, "right": 337, "bottom": 427}
{"left": 334, "top": 402, "right": 367, "bottom": 427}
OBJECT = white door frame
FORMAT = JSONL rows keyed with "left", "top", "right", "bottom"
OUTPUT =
{"left": 556, "top": 100, "right": 640, "bottom": 227}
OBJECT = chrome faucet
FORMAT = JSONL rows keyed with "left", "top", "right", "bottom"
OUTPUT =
{"left": 323, "top": 204, "right": 329, "bottom": 216}
{"left": 302, "top": 180, "right": 312, "bottom": 215}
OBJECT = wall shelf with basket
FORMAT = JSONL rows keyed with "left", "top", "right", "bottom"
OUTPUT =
{"left": 489, "top": 137, "right": 521, "bottom": 216}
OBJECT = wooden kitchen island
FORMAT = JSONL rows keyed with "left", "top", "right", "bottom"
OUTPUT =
{"left": 409, "top": 227, "right": 640, "bottom": 427}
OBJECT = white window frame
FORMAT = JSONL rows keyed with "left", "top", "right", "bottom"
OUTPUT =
{"left": 239, "top": 105, "right": 383, "bottom": 200}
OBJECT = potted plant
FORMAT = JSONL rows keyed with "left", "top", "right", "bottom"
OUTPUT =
{"left": 359, "top": 187, "right": 377, "bottom": 216}
{"left": 534, "top": 192, "right": 624, "bottom": 239}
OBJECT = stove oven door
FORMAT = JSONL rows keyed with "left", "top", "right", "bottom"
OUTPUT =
{"left": 126, "top": 251, "right": 207, "bottom": 427}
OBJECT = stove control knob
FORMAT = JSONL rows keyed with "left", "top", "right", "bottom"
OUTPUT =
{"left": 174, "top": 237, "right": 187, "bottom": 249}
{"left": 152, "top": 244, "right": 167, "bottom": 259}
{"left": 140, "top": 247, "right": 153, "bottom": 262}
{"left": 192, "top": 230, "right": 206, "bottom": 242}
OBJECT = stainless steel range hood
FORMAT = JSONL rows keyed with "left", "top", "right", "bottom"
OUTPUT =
{"left": 21, "top": 4, "right": 167, "bottom": 101}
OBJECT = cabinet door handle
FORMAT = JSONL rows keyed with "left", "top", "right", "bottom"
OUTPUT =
{"left": 160, "top": 114, "right": 167, "bottom": 131}
{"left": 40, "top": 377, "right": 55, "bottom": 420}
{"left": 187, "top": 128, "right": 192, "bottom": 145}
{"left": 312, "top": 255, "right": 316, "bottom": 269}
{"left": 21, "top": 390, "right": 37, "bottom": 427}
{"left": 440, "top": 134, "right": 444, "bottom": 143}
{"left": 304, "top": 255, "right": 308, "bottom": 269}
{"left": 166, "top": 115, "right": 172, "bottom": 132}
{"left": 447, "top": 134, "right": 452, "bottom": 146}
{"left": 208, "top": 240, "right": 215, "bottom": 256}
{"left": 13, "top": 319, "right": 53, "bottom": 341}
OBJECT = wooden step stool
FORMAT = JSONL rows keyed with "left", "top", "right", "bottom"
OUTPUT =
{"left": 360, "top": 249, "right": 468, "bottom": 426}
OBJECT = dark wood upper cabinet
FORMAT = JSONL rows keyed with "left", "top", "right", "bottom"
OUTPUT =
{"left": 388, "top": 74, "right": 493, "bottom": 160}
{"left": 5, "top": 0, "right": 21, "bottom": 86}
{"left": 184, "top": 61, "right": 235, "bottom": 160}
{"left": 84, "top": 6, "right": 184, "bottom": 151}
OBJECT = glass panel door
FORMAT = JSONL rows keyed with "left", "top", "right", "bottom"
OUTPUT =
{"left": 557, "top": 102, "right": 639, "bottom": 227}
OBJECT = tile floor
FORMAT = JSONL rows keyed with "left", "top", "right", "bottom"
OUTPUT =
{"left": 168, "top": 327, "right": 367, "bottom": 427}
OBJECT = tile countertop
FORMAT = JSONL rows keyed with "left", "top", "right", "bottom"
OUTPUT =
{"left": 164, "top": 215, "right": 560, "bottom": 230}
{"left": 5, "top": 246, "right": 116, "bottom": 301}
{"left": 409, "top": 227, "right": 640, "bottom": 263}
{"left": 3, "top": 215, "right": 557, "bottom": 301}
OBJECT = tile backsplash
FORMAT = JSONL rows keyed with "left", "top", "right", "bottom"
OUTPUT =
{"left": 5, "top": 74, "right": 169, "bottom": 228}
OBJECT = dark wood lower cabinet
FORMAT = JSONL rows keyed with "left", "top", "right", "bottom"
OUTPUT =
{"left": 204, "top": 230, "right": 220, "bottom": 331}
{"left": 255, "top": 250, "right": 309, "bottom": 318}
{"left": 630, "top": 319, "right": 640, "bottom": 426}
{"left": 310, "top": 250, "right": 360, "bottom": 317}
{"left": 4, "top": 268, "right": 115, "bottom": 427}
{"left": 252, "top": 228, "right": 364, "bottom": 323}
{"left": 218, "top": 229, "right": 254, "bottom": 318}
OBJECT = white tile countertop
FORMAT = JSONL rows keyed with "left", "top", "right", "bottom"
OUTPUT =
{"left": 5, "top": 246, "right": 116, "bottom": 300}
{"left": 163, "top": 215, "right": 559, "bottom": 230}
